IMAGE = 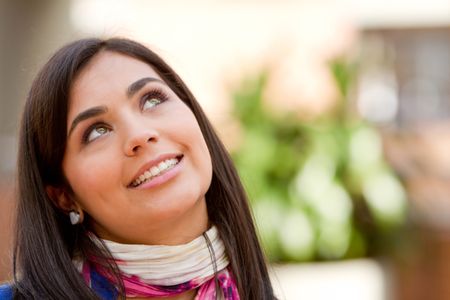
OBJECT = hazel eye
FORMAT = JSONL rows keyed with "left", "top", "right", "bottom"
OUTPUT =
{"left": 86, "top": 126, "right": 109, "bottom": 143}
{"left": 142, "top": 98, "right": 162, "bottom": 110}
{"left": 140, "top": 89, "right": 169, "bottom": 111}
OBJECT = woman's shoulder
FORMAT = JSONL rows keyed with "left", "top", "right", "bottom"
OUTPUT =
{"left": 0, "top": 283, "right": 14, "bottom": 299}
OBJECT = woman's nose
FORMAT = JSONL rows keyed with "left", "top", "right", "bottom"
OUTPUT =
{"left": 124, "top": 126, "right": 159, "bottom": 157}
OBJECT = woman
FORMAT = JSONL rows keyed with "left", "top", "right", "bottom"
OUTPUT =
{"left": 0, "top": 38, "right": 275, "bottom": 299}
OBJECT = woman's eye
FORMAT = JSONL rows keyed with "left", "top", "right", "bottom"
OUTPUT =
{"left": 142, "top": 98, "right": 162, "bottom": 110}
{"left": 85, "top": 126, "right": 109, "bottom": 143}
{"left": 141, "top": 89, "right": 168, "bottom": 111}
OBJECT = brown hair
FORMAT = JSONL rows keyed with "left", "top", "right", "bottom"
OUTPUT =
{"left": 13, "top": 38, "right": 275, "bottom": 299}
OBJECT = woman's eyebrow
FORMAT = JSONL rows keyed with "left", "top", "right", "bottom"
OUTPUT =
{"left": 126, "top": 77, "right": 166, "bottom": 99}
{"left": 68, "top": 106, "right": 107, "bottom": 137}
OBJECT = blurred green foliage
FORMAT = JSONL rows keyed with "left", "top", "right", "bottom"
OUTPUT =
{"left": 231, "top": 59, "right": 407, "bottom": 262}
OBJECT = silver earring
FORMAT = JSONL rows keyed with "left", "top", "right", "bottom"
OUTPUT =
{"left": 69, "top": 211, "right": 81, "bottom": 225}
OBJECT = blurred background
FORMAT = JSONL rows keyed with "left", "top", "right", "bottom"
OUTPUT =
{"left": 1, "top": 0, "right": 450, "bottom": 299}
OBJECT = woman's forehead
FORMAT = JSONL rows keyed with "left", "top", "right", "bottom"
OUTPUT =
{"left": 73, "top": 51, "right": 161, "bottom": 94}
{"left": 68, "top": 51, "right": 163, "bottom": 114}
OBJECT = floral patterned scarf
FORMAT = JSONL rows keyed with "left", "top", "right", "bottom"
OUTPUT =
{"left": 80, "top": 226, "right": 240, "bottom": 299}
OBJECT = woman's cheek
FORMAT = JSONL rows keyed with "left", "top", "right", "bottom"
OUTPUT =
{"left": 68, "top": 152, "right": 118, "bottom": 195}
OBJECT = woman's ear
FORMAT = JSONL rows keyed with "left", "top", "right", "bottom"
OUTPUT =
{"left": 46, "top": 186, "right": 84, "bottom": 224}
{"left": 46, "top": 186, "right": 72, "bottom": 211}
{"left": 46, "top": 186, "right": 82, "bottom": 212}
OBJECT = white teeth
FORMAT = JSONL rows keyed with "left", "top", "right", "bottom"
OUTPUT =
{"left": 132, "top": 157, "right": 180, "bottom": 187}
{"left": 150, "top": 166, "right": 160, "bottom": 176}
{"left": 158, "top": 161, "right": 168, "bottom": 170}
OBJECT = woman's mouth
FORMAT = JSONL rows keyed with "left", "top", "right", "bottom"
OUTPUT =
{"left": 130, "top": 155, "right": 183, "bottom": 188}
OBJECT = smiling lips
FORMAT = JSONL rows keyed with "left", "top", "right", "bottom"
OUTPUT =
{"left": 130, "top": 154, "right": 183, "bottom": 188}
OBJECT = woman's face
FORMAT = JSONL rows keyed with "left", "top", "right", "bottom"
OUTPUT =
{"left": 62, "top": 51, "right": 212, "bottom": 245}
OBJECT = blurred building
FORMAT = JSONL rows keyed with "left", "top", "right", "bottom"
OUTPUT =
{"left": 360, "top": 26, "right": 450, "bottom": 300}
{"left": 352, "top": 2, "right": 450, "bottom": 299}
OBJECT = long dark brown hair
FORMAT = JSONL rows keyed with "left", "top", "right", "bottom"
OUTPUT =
{"left": 13, "top": 38, "right": 275, "bottom": 299}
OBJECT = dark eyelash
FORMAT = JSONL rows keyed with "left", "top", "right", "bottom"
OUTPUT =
{"left": 81, "top": 122, "right": 108, "bottom": 145}
{"left": 140, "top": 88, "right": 170, "bottom": 109}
